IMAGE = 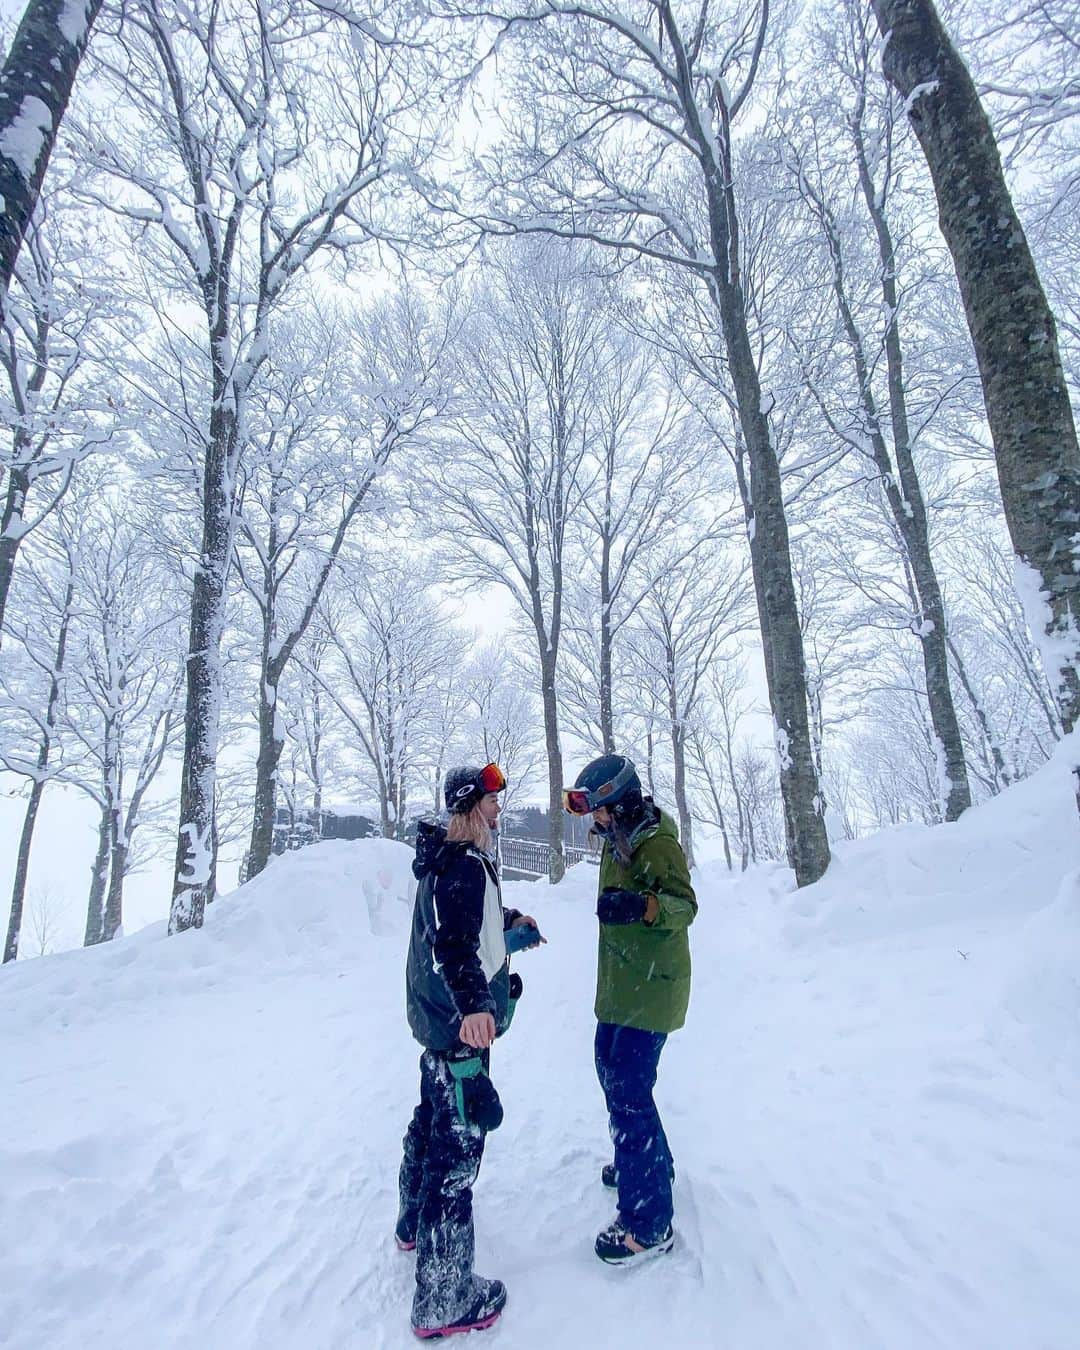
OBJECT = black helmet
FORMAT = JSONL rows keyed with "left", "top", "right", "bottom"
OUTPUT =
{"left": 565, "top": 754, "right": 642, "bottom": 815}
{"left": 443, "top": 762, "right": 507, "bottom": 814}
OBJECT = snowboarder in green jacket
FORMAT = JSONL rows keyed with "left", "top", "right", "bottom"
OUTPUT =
{"left": 564, "top": 753, "right": 697, "bottom": 1265}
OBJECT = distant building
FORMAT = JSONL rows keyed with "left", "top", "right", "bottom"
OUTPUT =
{"left": 271, "top": 805, "right": 378, "bottom": 856}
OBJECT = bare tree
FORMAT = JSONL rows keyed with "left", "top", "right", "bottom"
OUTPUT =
{"left": 451, "top": 0, "right": 832, "bottom": 884}
{"left": 236, "top": 291, "right": 452, "bottom": 879}
{"left": 0, "top": 189, "right": 116, "bottom": 639}
{"left": 0, "top": 514, "right": 78, "bottom": 962}
{"left": 24, "top": 882, "right": 68, "bottom": 957}
{"left": 686, "top": 659, "right": 747, "bottom": 870}
{"left": 942, "top": 515, "right": 1062, "bottom": 778}
{"left": 423, "top": 240, "right": 601, "bottom": 880}
{"left": 313, "top": 562, "right": 468, "bottom": 839}
{"left": 562, "top": 325, "right": 707, "bottom": 754}
{"left": 57, "top": 502, "right": 185, "bottom": 944}
{"left": 870, "top": 0, "right": 1080, "bottom": 740}
{"left": 781, "top": 7, "right": 973, "bottom": 820}
{"left": 625, "top": 537, "right": 753, "bottom": 864}
{"left": 0, "top": 0, "right": 103, "bottom": 301}
{"left": 459, "top": 643, "right": 544, "bottom": 809}
{"left": 77, "top": 0, "right": 448, "bottom": 929}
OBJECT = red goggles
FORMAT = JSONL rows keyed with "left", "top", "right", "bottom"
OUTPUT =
{"left": 476, "top": 763, "right": 506, "bottom": 794}
{"left": 562, "top": 788, "right": 593, "bottom": 815}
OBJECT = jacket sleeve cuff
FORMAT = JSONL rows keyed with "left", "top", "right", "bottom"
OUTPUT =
{"left": 456, "top": 991, "right": 497, "bottom": 1017}
{"left": 502, "top": 907, "right": 523, "bottom": 930}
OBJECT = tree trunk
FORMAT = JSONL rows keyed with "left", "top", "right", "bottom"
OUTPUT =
{"left": 854, "top": 112, "right": 972, "bottom": 820}
{"left": 540, "top": 650, "right": 566, "bottom": 882}
{"left": 3, "top": 577, "right": 72, "bottom": 962}
{"left": 4, "top": 779, "right": 45, "bottom": 963}
{"left": 670, "top": 718, "right": 694, "bottom": 867}
{"left": 731, "top": 338, "right": 830, "bottom": 883}
{"left": 599, "top": 518, "right": 615, "bottom": 753}
{"left": 311, "top": 685, "right": 324, "bottom": 823}
{"left": 169, "top": 407, "right": 237, "bottom": 932}
{"left": 246, "top": 671, "right": 283, "bottom": 880}
{"left": 947, "top": 632, "right": 1012, "bottom": 792}
{"left": 697, "top": 118, "right": 830, "bottom": 883}
{"left": 0, "top": 464, "right": 30, "bottom": 638}
{"left": 872, "top": 0, "right": 1080, "bottom": 731}
{"left": 0, "top": 0, "right": 103, "bottom": 301}
{"left": 83, "top": 806, "right": 110, "bottom": 946}
{"left": 813, "top": 157, "right": 973, "bottom": 822}
{"left": 102, "top": 836, "right": 126, "bottom": 942}
{"left": 710, "top": 776, "right": 732, "bottom": 870}
{"left": 397, "top": 763, "right": 408, "bottom": 842}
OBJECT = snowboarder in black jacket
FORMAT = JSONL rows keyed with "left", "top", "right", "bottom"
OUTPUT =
{"left": 397, "top": 762, "right": 540, "bottom": 1340}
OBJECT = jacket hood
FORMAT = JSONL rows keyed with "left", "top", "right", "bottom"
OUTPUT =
{"left": 412, "top": 818, "right": 450, "bottom": 879}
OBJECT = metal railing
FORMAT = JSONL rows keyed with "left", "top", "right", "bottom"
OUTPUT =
{"left": 499, "top": 836, "right": 593, "bottom": 877}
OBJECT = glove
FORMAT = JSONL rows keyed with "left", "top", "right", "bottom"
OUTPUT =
{"left": 447, "top": 1054, "right": 504, "bottom": 1132}
{"left": 499, "top": 972, "right": 524, "bottom": 1036}
{"left": 597, "top": 887, "right": 648, "bottom": 925}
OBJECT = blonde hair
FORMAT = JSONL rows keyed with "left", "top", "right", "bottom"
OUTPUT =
{"left": 446, "top": 803, "right": 493, "bottom": 854}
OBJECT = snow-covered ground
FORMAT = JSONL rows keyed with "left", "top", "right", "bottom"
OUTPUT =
{"left": 3, "top": 747, "right": 1080, "bottom": 1349}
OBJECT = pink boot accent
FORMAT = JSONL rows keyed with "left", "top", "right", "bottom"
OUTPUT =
{"left": 412, "top": 1308, "right": 502, "bottom": 1339}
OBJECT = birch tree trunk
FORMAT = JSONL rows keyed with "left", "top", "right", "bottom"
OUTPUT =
{"left": 871, "top": 0, "right": 1080, "bottom": 732}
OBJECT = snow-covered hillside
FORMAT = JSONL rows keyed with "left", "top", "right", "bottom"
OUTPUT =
{"left": 3, "top": 749, "right": 1080, "bottom": 1349}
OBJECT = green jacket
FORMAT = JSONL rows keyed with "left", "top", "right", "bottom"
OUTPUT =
{"left": 595, "top": 808, "right": 697, "bottom": 1034}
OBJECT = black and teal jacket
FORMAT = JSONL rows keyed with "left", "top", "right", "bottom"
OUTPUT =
{"left": 406, "top": 820, "right": 521, "bottom": 1051}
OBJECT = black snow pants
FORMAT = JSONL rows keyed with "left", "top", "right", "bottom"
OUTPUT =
{"left": 398, "top": 1047, "right": 488, "bottom": 1330}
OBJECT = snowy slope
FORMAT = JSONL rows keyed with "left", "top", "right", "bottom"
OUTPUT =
{"left": 3, "top": 751, "right": 1080, "bottom": 1350}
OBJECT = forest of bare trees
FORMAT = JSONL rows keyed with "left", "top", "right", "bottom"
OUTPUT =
{"left": 1, "top": 0, "right": 1077, "bottom": 958}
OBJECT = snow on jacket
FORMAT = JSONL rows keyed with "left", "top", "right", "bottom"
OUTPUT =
{"left": 595, "top": 804, "right": 697, "bottom": 1034}
{"left": 406, "top": 819, "right": 521, "bottom": 1052}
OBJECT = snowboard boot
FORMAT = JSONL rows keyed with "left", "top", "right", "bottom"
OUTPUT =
{"left": 595, "top": 1220, "right": 674, "bottom": 1265}
{"left": 412, "top": 1277, "right": 507, "bottom": 1339}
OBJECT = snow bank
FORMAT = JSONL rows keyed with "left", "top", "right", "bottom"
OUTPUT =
{"left": 3, "top": 766, "right": 1080, "bottom": 1348}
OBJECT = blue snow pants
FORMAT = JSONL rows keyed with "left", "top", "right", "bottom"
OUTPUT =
{"left": 594, "top": 1021, "right": 673, "bottom": 1244}
{"left": 398, "top": 1049, "right": 487, "bottom": 1330}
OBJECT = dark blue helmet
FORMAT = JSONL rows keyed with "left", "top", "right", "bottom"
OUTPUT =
{"left": 569, "top": 754, "right": 641, "bottom": 812}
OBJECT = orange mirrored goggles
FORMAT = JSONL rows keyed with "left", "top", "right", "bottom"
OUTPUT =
{"left": 477, "top": 763, "right": 507, "bottom": 794}
{"left": 562, "top": 788, "right": 593, "bottom": 815}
